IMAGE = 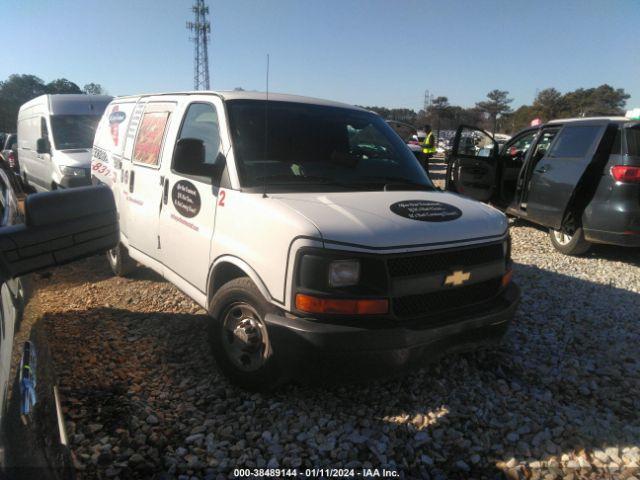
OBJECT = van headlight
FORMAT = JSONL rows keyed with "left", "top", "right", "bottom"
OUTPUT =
{"left": 60, "top": 166, "right": 87, "bottom": 177}
{"left": 328, "top": 259, "right": 360, "bottom": 287}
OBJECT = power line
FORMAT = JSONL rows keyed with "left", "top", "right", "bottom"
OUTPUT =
{"left": 186, "top": 0, "right": 211, "bottom": 90}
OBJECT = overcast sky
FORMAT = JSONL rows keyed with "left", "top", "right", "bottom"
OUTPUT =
{"left": 2, "top": 0, "right": 638, "bottom": 111}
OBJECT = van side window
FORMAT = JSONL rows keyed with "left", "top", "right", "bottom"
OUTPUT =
{"left": 610, "top": 127, "right": 622, "bottom": 155}
{"left": 173, "top": 103, "right": 222, "bottom": 176}
{"left": 132, "top": 104, "right": 173, "bottom": 166}
{"left": 549, "top": 125, "right": 600, "bottom": 158}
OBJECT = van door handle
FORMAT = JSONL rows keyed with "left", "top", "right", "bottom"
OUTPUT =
{"left": 163, "top": 178, "right": 169, "bottom": 205}
{"left": 535, "top": 165, "right": 549, "bottom": 174}
{"left": 129, "top": 170, "right": 135, "bottom": 193}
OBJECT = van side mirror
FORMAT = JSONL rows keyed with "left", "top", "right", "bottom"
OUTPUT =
{"left": 0, "top": 186, "right": 118, "bottom": 281}
{"left": 174, "top": 138, "right": 206, "bottom": 176}
{"left": 36, "top": 137, "right": 51, "bottom": 154}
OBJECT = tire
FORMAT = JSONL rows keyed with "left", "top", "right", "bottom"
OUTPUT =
{"left": 106, "top": 242, "right": 136, "bottom": 276}
{"left": 549, "top": 226, "right": 591, "bottom": 255}
{"left": 207, "top": 277, "right": 285, "bottom": 391}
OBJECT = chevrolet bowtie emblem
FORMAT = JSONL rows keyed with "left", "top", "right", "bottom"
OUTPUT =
{"left": 444, "top": 270, "right": 471, "bottom": 287}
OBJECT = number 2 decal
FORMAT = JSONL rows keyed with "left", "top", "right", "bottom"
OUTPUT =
{"left": 218, "top": 189, "right": 226, "bottom": 207}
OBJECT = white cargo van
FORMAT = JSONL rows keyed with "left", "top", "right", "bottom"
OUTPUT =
{"left": 17, "top": 94, "right": 112, "bottom": 191}
{"left": 92, "top": 91, "right": 519, "bottom": 390}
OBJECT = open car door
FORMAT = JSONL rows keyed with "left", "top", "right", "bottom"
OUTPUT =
{"left": 525, "top": 122, "right": 607, "bottom": 229}
{"left": 446, "top": 125, "right": 497, "bottom": 202}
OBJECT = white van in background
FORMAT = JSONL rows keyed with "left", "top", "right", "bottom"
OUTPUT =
{"left": 17, "top": 94, "right": 112, "bottom": 191}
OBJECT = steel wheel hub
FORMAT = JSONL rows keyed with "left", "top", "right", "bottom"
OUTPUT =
{"left": 553, "top": 229, "right": 573, "bottom": 245}
{"left": 222, "top": 302, "right": 271, "bottom": 372}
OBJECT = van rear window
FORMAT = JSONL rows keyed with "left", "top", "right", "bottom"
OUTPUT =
{"left": 626, "top": 126, "right": 640, "bottom": 156}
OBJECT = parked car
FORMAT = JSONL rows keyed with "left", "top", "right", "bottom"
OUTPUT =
{"left": 17, "top": 94, "right": 112, "bottom": 192}
{"left": 0, "top": 134, "right": 19, "bottom": 175}
{"left": 446, "top": 118, "right": 640, "bottom": 254}
{"left": 92, "top": 91, "right": 519, "bottom": 390}
{"left": 0, "top": 175, "right": 118, "bottom": 476}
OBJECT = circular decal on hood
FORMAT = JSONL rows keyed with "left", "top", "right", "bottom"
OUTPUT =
{"left": 390, "top": 200, "right": 462, "bottom": 222}
{"left": 172, "top": 180, "right": 201, "bottom": 218}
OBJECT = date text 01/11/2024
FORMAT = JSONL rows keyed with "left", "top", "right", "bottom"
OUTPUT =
{"left": 232, "top": 468, "right": 401, "bottom": 478}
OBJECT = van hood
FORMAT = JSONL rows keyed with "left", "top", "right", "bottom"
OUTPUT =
{"left": 54, "top": 148, "right": 92, "bottom": 168}
{"left": 272, "top": 190, "right": 508, "bottom": 250}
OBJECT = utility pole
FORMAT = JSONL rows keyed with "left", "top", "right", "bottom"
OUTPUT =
{"left": 186, "top": 0, "right": 211, "bottom": 90}
{"left": 423, "top": 89, "right": 433, "bottom": 112}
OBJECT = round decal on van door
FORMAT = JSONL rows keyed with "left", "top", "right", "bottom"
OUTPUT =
{"left": 390, "top": 200, "right": 462, "bottom": 222}
{"left": 172, "top": 180, "right": 201, "bottom": 218}
{"left": 108, "top": 111, "right": 126, "bottom": 124}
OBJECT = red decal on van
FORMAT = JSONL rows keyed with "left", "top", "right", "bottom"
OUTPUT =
{"left": 110, "top": 105, "right": 120, "bottom": 146}
{"left": 218, "top": 190, "right": 226, "bottom": 207}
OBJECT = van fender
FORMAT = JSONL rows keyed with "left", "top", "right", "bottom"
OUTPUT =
{"left": 207, "top": 256, "right": 273, "bottom": 306}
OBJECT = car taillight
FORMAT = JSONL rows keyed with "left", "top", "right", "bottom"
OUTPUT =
{"left": 611, "top": 165, "right": 640, "bottom": 183}
{"left": 7, "top": 151, "right": 15, "bottom": 168}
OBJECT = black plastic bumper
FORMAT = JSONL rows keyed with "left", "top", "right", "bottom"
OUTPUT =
{"left": 58, "top": 174, "right": 91, "bottom": 188}
{"left": 265, "top": 282, "right": 520, "bottom": 382}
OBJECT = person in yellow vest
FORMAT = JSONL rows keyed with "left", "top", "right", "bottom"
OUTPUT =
{"left": 422, "top": 124, "right": 436, "bottom": 164}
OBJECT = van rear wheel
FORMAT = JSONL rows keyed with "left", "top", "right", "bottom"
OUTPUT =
{"left": 207, "top": 277, "right": 285, "bottom": 391}
{"left": 549, "top": 226, "right": 591, "bottom": 255}
{"left": 106, "top": 242, "right": 136, "bottom": 276}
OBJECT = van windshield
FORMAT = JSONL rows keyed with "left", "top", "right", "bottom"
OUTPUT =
{"left": 50, "top": 115, "right": 101, "bottom": 150}
{"left": 226, "top": 100, "right": 433, "bottom": 192}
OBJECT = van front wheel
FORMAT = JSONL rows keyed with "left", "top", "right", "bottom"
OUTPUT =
{"left": 106, "top": 242, "right": 136, "bottom": 276}
{"left": 549, "top": 226, "right": 591, "bottom": 255}
{"left": 208, "top": 277, "right": 285, "bottom": 391}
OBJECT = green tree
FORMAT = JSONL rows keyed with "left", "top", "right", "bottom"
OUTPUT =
{"left": 476, "top": 89, "right": 513, "bottom": 134}
{"left": 533, "top": 88, "right": 565, "bottom": 121}
{"left": 562, "top": 84, "right": 629, "bottom": 117}
{"left": 45, "top": 78, "right": 82, "bottom": 94}
{"left": 83, "top": 82, "right": 105, "bottom": 95}
{"left": 0, "top": 74, "right": 47, "bottom": 131}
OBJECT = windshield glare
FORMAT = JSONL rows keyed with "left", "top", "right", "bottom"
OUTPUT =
{"left": 227, "top": 100, "right": 433, "bottom": 191}
{"left": 50, "top": 115, "right": 101, "bottom": 150}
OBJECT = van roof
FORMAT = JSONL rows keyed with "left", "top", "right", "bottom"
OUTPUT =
{"left": 113, "top": 90, "right": 368, "bottom": 112}
{"left": 547, "top": 116, "right": 630, "bottom": 125}
{"left": 20, "top": 94, "right": 113, "bottom": 115}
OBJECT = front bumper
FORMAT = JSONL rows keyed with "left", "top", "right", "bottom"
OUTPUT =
{"left": 265, "top": 282, "right": 520, "bottom": 381}
{"left": 58, "top": 174, "right": 91, "bottom": 189}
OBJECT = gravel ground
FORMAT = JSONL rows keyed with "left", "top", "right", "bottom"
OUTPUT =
{"left": 16, "top": 170, "right": 640, "bottom": 479}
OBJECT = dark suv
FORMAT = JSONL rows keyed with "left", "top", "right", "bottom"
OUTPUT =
{"left": 446, "top": 117, "right": 640, "bottom": 255}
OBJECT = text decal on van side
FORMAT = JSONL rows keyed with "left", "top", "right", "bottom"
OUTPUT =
{"left": 218, "top": 190, "right": 226, "bottom": 207}
{"left": 172, "top": 180, "right": 201, "bottom": 218}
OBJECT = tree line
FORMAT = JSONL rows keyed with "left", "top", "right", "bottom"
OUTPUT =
{"left": 0, "top": 73, "right": 631, "bottom": 136}
{"left": 363, "top": 84, "right": 630, "bottom": 135}
{"left": 0, "top": 74, "right": 106, "bottom": 132}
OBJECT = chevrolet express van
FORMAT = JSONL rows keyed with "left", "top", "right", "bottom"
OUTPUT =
{"left": 92, "top": 91, "right": 519, "bottom": 390}
{"left": 446, "top": 118, "right": 640, "bottom": 254}
{"left": 17, "top": 94, "right": 112, "bottom": 192}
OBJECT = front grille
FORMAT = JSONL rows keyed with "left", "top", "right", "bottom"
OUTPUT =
{"left": 393, "top": 278, "right": 502, "bottom": 318}
{"left": 386, "top": 242, "right": 503, "bottom": 278}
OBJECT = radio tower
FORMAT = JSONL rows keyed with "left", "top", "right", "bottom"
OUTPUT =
{"left": 186, "top": 0, "right": 211, "bottom": 90}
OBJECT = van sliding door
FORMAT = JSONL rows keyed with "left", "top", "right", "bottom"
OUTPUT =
{"left": 526, "top": 123, "right": 606, "bottom": 229}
